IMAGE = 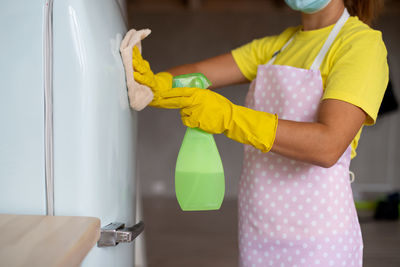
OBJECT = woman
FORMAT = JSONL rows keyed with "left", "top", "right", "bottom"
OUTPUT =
{"left": 132, "top": 0, "right": 388, "bottom": 265}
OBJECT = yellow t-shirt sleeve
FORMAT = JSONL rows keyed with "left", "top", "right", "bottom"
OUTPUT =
{"left": 322, "top": 30, "right": 389, "bottom": 125}
{"left": 231, "top": 27, "right": 299, "bottom": 82}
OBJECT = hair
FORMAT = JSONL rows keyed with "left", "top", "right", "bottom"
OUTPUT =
{"left": 344, "top": 0, "right": 385, "bottom": 26}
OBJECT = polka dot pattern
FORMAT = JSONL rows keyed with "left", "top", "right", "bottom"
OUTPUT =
{"left": 248, "top": 66, "right": 324, "bottom": 122}
{"left": 238, "top": 64, "right": 363, "bottom": 267}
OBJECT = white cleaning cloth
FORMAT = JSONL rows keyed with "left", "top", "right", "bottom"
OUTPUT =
{"left": 120, "top": 28, "right": 153, "bottom": 111}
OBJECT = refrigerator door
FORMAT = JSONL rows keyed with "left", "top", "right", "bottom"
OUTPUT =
{"left": 0, "top": 0, "right": 46, "bottom": 215}
{"left": 53, "top": 0, "right": 137, "bottom": 266}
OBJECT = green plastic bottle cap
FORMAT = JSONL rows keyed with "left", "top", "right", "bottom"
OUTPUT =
{"left": 172, "top": 73, "right": 212, "bottom": 89}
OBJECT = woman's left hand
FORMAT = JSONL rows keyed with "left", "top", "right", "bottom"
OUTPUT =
{"left": 151, "top": 87, "right": 278, "bottom": 152}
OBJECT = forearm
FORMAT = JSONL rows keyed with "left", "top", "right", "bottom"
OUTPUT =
{"left": 223, "top": 99, "right": 365, "bottom": 168}
{"left": 167, "top": 63, "right": 198, "bottom": 77}
{"left": 272, "top": 120, "right": 343, "bottom": 167}
{"left": 226, "top": 104, "right": 349, "bottom": 167}
{"left": 271, "top": 99, "right": 366, "bottom": 167}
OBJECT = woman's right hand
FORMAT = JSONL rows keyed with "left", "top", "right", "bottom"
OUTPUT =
{"left": 132, "top": 46, "right": 173, "bottom": 97}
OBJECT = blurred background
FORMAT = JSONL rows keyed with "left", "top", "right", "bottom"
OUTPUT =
{"left": 125, "top": 0, "right": 400, "bottom": 266}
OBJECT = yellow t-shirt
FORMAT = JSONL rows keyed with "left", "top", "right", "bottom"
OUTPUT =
{"left": 231, "top": 16, "right": 389, "bottom": 158}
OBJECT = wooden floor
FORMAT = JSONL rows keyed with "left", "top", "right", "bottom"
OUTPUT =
{"left": 143, "top": 198, "right": 400, "bottom": 267}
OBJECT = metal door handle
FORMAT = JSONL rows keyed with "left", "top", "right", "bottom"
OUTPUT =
{"left": 97, "top": 221, "right": 144, "bottom": 247}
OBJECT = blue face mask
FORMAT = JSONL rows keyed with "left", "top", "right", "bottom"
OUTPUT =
{"left": 284, "top": 0, "right": 332, "bottom": 14}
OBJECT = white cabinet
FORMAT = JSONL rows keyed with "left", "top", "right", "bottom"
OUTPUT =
{"left": 0, "top": 1, "right": 139, "bottom": 266}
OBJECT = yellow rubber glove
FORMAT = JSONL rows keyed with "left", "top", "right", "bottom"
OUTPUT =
{"left": 132, "top": 46, "right": 173, "bottom": 97}
{"left": 151, "top": 87, "right": 278, "bottom": 152}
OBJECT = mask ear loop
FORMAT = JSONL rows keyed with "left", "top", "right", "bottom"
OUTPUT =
{"left": 349, "top": 171, "right": 355, "bottom": 183}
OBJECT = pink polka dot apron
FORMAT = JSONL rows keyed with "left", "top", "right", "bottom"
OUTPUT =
{"left": 239, "top": 9, "right": 363, "bottom": 267}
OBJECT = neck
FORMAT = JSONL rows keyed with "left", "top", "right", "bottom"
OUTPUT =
{"left": 301, "top": 0, "right": 345, "bottom": 31}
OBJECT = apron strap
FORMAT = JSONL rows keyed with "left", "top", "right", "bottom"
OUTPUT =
{"left": 266, "top": 34, "right": 296, "bottom": 66}
{"left": 349, "top": 171, "right": 355, "bottom": 183}
{"left": 267, "top": 8, "right": 350, "bottom": 69}
{"left": 310, "top": 8, "right": 350, "bottom": 70}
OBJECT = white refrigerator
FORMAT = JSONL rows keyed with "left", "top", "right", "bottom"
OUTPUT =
{"left": 0, "top": 0, "right": 142, "bottom": 266}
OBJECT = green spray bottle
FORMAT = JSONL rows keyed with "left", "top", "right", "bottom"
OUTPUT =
{"left": 173, "top": 73, "right": 225, "bottom": 211}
